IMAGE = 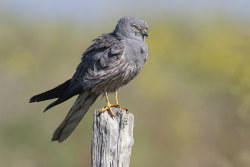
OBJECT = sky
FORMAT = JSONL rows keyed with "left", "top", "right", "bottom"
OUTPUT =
{"left": 1, "top": 0, "right": 250, "bottom": 23}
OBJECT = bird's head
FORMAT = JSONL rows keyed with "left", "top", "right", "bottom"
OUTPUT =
{"left": 114, "top": 16, "right": 148, "bottom": 41}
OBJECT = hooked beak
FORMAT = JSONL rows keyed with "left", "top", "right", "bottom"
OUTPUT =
{"left": 141, "top": 29, "right": 148, "bottom": 37}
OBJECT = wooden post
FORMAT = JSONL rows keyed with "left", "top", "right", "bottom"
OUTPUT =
{"left": 91, "top": 107, "right": 134, "bottom": 167}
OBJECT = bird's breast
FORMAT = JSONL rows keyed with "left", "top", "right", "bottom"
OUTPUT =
{"left": 93, "top": 40, "right": 148, "bottom": 93}
{"left": 124, "top": 40, "right": 148, "bottom": 67}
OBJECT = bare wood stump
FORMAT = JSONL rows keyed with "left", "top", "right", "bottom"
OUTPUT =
{"left": 91, "top": 107, "right": 134, "bottom": 167}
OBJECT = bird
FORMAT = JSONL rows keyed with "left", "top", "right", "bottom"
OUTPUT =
{"left": 29, "top": 16, "right": 149, "bottom": 142}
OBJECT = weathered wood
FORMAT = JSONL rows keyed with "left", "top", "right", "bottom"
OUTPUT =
{"left": 91, "top": 107, "right": 134, "bottom": 167}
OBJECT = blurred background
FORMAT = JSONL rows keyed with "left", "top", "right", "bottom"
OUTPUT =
{"left": 1, "top": 0, "right": 250, "bottom": 167}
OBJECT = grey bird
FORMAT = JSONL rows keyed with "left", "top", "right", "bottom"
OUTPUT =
{"left": 29, "top": 16, "right": 149, "bottom": 142}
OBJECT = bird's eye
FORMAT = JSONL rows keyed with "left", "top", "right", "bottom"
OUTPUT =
{"left": 133, "top": 26, "right": 138, "bottom": 29}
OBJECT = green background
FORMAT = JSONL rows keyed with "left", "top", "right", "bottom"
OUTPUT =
{"left": 1, "top": 1, "right": 250, "bottom": 167}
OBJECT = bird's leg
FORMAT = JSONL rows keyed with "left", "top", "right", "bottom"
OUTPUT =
{"left": 114, "top": 91, "right": 119, "bottom": 106}
{"left": 113, "top": 91, "right": 128, "bottom": 111}
{"left": 101, "top": 92, "right": 115, "bottom": 116}
{"left": 101, "top": 92, "right": 128, "bottom": 116}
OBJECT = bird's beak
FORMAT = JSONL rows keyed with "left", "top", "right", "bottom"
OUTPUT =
{"left": 142, "top": 29, "right": 148, "bottom": 37}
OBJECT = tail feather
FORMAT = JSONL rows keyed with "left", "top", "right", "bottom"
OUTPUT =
{"left": 30, "top": 79, "right": 82, "bottom": 112}
{"left": 43, "top": 97, "right": 70, "bottom": 112}
{"left": 43, "top": 83, "right": 82, "bottom": 112}
{"left": 52, "top": 89, "right": 99, "bottom": 142}
{"left": 30, "top": 79, "right": 71, "bottom": 103}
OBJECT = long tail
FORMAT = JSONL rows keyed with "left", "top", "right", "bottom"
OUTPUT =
{"left": 52, "top": 89, "right": 99, "bottom": 142}
{"left": 29, "top": 79, "right": 71, "bottom": 103}
{"left": 29, "top": 79, "right": 82, "bottom": 112}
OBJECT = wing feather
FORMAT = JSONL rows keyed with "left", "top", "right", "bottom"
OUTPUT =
{"left": 70, "top": 33, "right": 125, "bottom": 89}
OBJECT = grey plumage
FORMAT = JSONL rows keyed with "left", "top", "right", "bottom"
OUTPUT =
{"left": 30, "top": 16, "right": 149, "bottom": 142}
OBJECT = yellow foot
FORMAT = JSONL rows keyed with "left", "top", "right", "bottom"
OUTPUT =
{"left": 112, "top": 104, "right": 128, "bottom": 111}
{"left": 101, "top": 104, "right": 128, "bottom": 116}
{"left": 101, "top": 104, "right": 115, "bottom": 116}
